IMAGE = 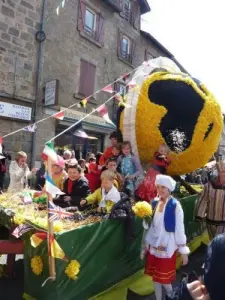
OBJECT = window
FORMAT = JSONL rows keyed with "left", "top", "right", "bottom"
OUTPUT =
{"left": 77, "top": 0, "right": 104, "bottom": 46}
{"left": 124, "top": 0, "right": 132, "bottom": 23}
{"left": 84, "top": 8, "right": 96, "bottom": 36}
{"left": 121, "top": 36, "right": 131, "bottom": 59}
{"left": 120, "top": 0, "right": 140, "bottom": 29}
{"left": 117, "top": 30, "right": 136, "bottom": 65}
{"left": 79, "top": 60, "right": 96, "bottom": 98}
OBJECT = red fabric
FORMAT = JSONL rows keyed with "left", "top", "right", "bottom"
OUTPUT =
{"left": 99, "top": 146, "right": 113, "bottom": 166}
{"left": 85, "top": 172, "right": 101, "bottom": 192}
{"left": 136, "top": 167, "right": 159, "bottom": 202}
{"left": 145, "top": 251, "right": 176, "bottom": 284}
{"left": 67, "top": 179, "right": 73, "bottom": 194}
{"left": 152, "top": 152, "right": 171, "bottom": 170}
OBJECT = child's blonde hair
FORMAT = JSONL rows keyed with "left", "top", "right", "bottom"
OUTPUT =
{"left": 101, "top": 170, "right": 116, "bottom": 181}
{"left": 159, "top": 144, "right": 170, "bottom": 154}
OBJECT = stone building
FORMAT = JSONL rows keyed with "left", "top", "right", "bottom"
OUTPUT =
{"left": 0, "top": 0, "right": 185, "bottom": 166}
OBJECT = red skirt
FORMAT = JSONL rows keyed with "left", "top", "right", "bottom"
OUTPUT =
{"left": 145, "top": 251, "right": 176, "bottom": 284}
{"left": 136, "top": 168, "right": 159, "bottom": 202}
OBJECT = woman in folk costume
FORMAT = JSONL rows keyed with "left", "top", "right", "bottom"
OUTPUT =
{"left": 141, "top": 174, "right": 189, "bottom": 300}
{"left": 195, "top": 159, "right": 225, "bottom": 240}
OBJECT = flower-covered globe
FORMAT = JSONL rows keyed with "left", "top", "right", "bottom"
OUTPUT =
{"left": 118, "top": 57, "right": 223, "bottom": 175}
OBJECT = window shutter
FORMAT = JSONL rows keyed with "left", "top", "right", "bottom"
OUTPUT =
{"left": 131, "top": 39, "right": 136, "bottom": 64}
{"left": 131, "top": 0, "right": 140, "bottom": 29}
{"left": 86, "top": 62, "right": 96, "bottom": 97}
{"left": 117, "top": 29, "right": 122, "bottom": 58}
{"left": 77, "top": 0, "right": 86, "bottom": 32}
{"left": 144, "top": 49, "right": 147, "bottom": 61}
{"left": 96, "top": 14, "right": 105, "bottom": 45}
{"left": 79, "top": 60, "right": 88, "bottom": 96}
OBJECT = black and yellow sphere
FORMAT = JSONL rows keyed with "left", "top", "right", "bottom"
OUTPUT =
{"left": 118, "top": 57, "right": 223, "bottom": 175}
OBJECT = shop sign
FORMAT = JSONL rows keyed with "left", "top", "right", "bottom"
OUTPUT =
{"left": 44, "top": 79, "right": 59, "bottom": 106}
{"left": 60, "top": 107, "right": 113, "bottom": 127}
{"left": 0, "top": 102, "right": 32, "bottom": 121}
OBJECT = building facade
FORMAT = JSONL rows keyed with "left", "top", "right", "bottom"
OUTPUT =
{"left": 0, "top": 0, "right": 180, "bottom": 165}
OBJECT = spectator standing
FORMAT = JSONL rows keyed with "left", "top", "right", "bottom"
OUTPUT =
{"left": 0, "top": 145, "right": 11, "bottom": 192}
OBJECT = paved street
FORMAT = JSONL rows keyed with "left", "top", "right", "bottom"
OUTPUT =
{"left": 0, "top": 245, "right": 206, "bottom": 300}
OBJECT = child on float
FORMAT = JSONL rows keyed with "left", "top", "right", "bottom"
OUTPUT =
{"left": 141, "top": 174, "right": 189, "bottom": 300}
{"left": 80, "top": 170, "right": 120, "bottom": 213}
{"left": 99, "top": 131, "right": 121, "bottom": 166}
{"left": 117, "top": 141, "right": 143, "bottom": 197}
{"left": 51, "top": 156, "right": 67, "bottom": 191}
{"left": 136, "top": 144, "right": 171, "bottom": 202}
{"left": 111, "top": 143, "right": 122, "bottom": 162}
{"left": 105, "top": 157, "right": 123, "bottom": 191}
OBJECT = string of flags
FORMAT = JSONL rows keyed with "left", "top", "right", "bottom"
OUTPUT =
{"left": 0, "top": 62, "right": 147, "bottom": 145}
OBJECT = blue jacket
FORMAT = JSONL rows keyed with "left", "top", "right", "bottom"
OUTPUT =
{"left": 151, "top": 197, "right": 177, "bottom": 232}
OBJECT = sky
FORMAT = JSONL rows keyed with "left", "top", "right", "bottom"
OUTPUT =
{"left": 141, "top": 0, "right": 225, "bottom": 113}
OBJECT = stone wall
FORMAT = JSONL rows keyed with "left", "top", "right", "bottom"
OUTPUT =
{"left": 0, "top": 0, "right": 42, "bottom": 99}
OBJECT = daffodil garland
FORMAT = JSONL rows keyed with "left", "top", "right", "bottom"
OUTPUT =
{"left": 131, "top": 72, "right": 223, "bottom": 175}
{"left": 31, "top": 256, "right": 43, "bottom": 276}
{"left": 13, "top": 213, "right": 25, "bottom": 225}
{"left": 65, "top": 260, "right": 80, "bottom": 280}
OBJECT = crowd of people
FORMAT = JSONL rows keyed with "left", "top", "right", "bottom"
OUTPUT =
{"left": 0, "top": 130, "right": 224, "bottom": 300}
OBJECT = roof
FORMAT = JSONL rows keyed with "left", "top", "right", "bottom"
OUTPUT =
{"left": 140, "top": 30, "right": 189, "bottom": 74}
{"left": 138, "top": 0, "right": 151, "bottom": 15}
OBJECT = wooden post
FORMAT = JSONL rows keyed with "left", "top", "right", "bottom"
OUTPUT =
{"left": 47, "top": 156, "right": 56, "bottom": 281}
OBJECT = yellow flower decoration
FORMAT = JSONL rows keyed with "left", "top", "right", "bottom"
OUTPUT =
{"left": 65, "top": 260, "right": 80, "bottom": 280}
{"left": 53, "top": 221, "right": 63, "bottom": 233}
{"left": 31, "top": 256, "right": 43, "bottom": 276}
{"left": 119, "top": 71, "right": 223, "bottom": 175}
{"left": 13, "top": 213, "right": 25, "bottom": 225}
{"left": 133, "top": 201, "right": 153, "bottom": 219}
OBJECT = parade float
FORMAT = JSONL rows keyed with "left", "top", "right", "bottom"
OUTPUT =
{"left": 0, "top": 57, "right": 223, "bottom": 300}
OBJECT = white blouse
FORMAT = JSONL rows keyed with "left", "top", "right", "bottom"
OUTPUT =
{"left": 145, "top": 198, "right": 190, "bottom": 258}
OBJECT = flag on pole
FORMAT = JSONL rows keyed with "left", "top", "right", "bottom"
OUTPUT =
{"left": 23, "top": 124, "right": 37, "bottom": 132}
{"left": 96, "top": 105, "right": 115, "bottom": 126}
{"left": 30, "top": 232, "right": 68, "bottom": 261}
{"left": 48, "top": 201, "right": 74, "bottom": 221}
{"left": 102, "top": 84, "right": 114, "bottom": 94}
{"left": 46, "top": 174, "right": 64, "bottom": 198}
{"left": 53, "top": 111, "right": 64, "bottom": 120}
{"left": 42, "top": 142, "right": 58, "bottom": 164}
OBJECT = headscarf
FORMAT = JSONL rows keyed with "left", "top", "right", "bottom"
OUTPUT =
{"left": 155, "top": 174, "right": 176, "bottom": 192}
{"left": 204, "top": 234, "right": 225, "bottom": 299}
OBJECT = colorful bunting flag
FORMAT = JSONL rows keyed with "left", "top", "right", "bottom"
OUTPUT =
{"left": 122, "top": 73, "right": 129, "bottom": 83}
{"left": 23, "top": 124, "right": 37, "bottom": 133}
{"left": 79, "top": 98, "right": 88, "bottom": 108}
{"left": 43, "top": 142, "right": 58, "bottom": 164}
{"left": 46, "top": 173, "right": 64, "bottom": 197}
{"left": 102, "top": 84, "right": 114, "bottom": 94}
{"left": 53, "top": 111, "right": 64, "bottom": 120}
{"left": 96, "top": 105, "right": 115, "bottom": 126}
{"left": 48, "top": 201, "right": 74, "bottom": 222}
{"left": 30, "top": 232, "right": 68, "bottom": 261}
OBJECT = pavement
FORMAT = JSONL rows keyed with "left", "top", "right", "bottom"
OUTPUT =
{"left": 0, "top": 245, "right": 206, "bottom": 300}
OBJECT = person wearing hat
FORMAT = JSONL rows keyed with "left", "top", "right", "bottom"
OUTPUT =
{"left": 141, "top": 174, "right": 190, "bottom": 300}
{"left": 195, "top": 159, "right": 225, "bottom": 240}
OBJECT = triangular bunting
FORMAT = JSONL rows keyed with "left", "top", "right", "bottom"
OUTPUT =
{"left": 102, "top": 84, "right": 114, "bottom": 94}
{"left": 23, "top": 124, "right": 37, "bottom": 132}
{"left": 79, "top": 98, "right": 88, "bottom": 108}
{"left": 96, "top": 105, "right": 115, "bottom": 126}
{"left": 53, "top": 111, "right": 64, "bottom": 120}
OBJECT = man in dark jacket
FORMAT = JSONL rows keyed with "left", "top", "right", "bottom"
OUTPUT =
{"left": 54, "top": 164, "right": 90, "bottom": 209}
